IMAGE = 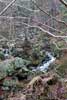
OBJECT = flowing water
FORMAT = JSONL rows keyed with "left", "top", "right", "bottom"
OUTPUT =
{"left": 33, "top": 52, "right": 56, "bottom": 72}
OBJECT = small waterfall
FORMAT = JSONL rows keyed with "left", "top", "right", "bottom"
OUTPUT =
{"left": 33, "top": 52, "right": 56, "bottom": 72}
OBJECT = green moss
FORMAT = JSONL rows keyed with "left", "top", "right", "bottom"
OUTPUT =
{"left": 0, "top": 51, "right": 5, "bottom": 60}
{"left": 57, "top": 60, "right": 67, "bottom": 77}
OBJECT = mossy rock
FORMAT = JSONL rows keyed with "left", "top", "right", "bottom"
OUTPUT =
{"left": 32, "top": 60, "right": 40, "bottom": 65}
{"left": 0, "top": 51, "right": 5, "bottom": 60}
{"left": 0, "top": 72, "right": 6, "bottom": 80}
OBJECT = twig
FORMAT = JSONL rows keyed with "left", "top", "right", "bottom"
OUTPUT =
{"left": 31, "top": 0, "right": 67, "bottom": 27}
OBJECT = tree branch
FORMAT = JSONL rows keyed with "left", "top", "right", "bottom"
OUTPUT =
{"left": 31, "top": 0, "right": 67, "bottom": 26}
{"left": 0, "top": 0, "right": 16, "bottom": 15}
{"left": 59, "top": 0, "right": 67, "bottom": 7}
{"left": 21, "top": 22, "right": 67, "bottom": 38}
{"left": 53, "top": 41, "right": 67, "bottom": 50}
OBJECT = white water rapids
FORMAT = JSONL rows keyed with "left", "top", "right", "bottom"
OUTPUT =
{"left": 33, "top": 52, "right": 56, "bottom": 72}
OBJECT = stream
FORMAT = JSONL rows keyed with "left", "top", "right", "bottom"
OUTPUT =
{"left": 33, "top": 52, "right": 56, "bottom": 72}
{"left": 2, "top": 48, "right": 56, "bottom": 72}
